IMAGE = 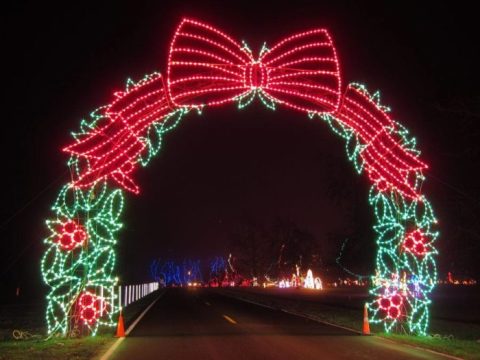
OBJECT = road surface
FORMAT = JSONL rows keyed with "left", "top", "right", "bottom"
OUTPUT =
{"left": 111, "top": 288, "right": 450, "bottom": 360}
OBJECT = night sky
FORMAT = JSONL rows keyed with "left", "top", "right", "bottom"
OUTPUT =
{"left": 1, "top": 1, "right": 479, "bottom": 300}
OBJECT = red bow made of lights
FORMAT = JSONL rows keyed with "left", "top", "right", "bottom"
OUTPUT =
{"left": 64, "top": 18, "right": 427, "bottom": 200}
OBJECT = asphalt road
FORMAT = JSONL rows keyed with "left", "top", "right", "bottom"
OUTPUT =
{"left": 111, "top": 288, "right": 450, "bottom": 360}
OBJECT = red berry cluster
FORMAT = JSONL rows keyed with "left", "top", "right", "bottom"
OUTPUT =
{"left": 78, "top": 291, "right": 106, "bottom": 325}
{"left": 55, "top": 220, "right": 87, "bottom": 251}
{"left": 403, "top": 229, "right": 428, "bottom": 256}
{"left": 378, "top": 292, "right": 403, "bottom": 319}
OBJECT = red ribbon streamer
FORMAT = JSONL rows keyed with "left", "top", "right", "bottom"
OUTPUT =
{"left": 64, "top": 18, "right": 427, "bottom": 199}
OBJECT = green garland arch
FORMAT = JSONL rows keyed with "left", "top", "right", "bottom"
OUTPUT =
{"left": 41, "top": 19, "right": 438, "bottom": 337}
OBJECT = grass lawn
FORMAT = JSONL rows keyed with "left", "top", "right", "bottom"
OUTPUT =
{"left": 0, "top": 290, "right": 163, "bottom": 360}
{"left": 0, "top": 335, "right": 114, "bottom": 360}
{"left": 381, "top": 334, "right": 480, "bottom": 360}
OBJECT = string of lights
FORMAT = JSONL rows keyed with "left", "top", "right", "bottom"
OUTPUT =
{"left": 42, "top": 18, "right": 437, "bottom": 336}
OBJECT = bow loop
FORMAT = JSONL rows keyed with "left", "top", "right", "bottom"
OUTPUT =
{"left": 167, "top": 18, "right": 342, "bottom": 114}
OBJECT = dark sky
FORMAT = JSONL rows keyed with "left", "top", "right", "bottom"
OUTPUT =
{"left": 1, "top": 1, "right": 479, "bottom": 298}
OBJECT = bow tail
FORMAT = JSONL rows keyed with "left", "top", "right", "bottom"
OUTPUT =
{"left": 335, "top": 84, "right": 427, "bottom": 200}
{"left": 64, "top": 74, "right": 171, "bottom": 193}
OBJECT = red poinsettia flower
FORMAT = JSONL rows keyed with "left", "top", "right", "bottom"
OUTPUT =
{"left": 378, "top": 292, "right": 404, "bottom": 319}
{"left": 54, "top": 219, "right": 87, "bottom": 251}
{"left": 77, "top": 291, "right": 107, "bottom": 325}
{"left": 403, "top": 229, "right": 429, "bottom": 256}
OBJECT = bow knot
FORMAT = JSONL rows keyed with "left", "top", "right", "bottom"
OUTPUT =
{"left": 167, "top": 18, "right": 342, "bottom": 113}
{"left": 245, "top": 61, "right": 267, "bottom": 89}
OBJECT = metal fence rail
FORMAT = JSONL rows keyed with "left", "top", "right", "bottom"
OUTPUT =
{"left": 117, "top": 282, "right": 159, "bottom": 309}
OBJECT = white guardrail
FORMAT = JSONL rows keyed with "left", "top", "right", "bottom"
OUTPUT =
{"left": 117, "top": 282, "right": 159, "bottom": 309}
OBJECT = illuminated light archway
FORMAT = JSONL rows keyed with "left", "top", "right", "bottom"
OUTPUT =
{"left": 41, "top": 18, "right": 438, "bottom": 336}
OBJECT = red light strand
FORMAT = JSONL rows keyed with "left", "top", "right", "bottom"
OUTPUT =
{"left": 63, "top": 18, "right": 426, "bottom": 201}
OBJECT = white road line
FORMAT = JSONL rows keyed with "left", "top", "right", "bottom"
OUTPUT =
{"left": 99, "top": 337, "right": 125, "bottom": 360}
{"left": 378, "top": 336, "right": 465, "bottom": 360}
{"left": 217, "top": 292, "right": 462, "bottom": 360}
{"left": 280, "top": 308, "right": 362, "bottom": 335}
{"left": 223, "top": 314, "right": 237, "bottom": 324}
{"left": 99, "top": 291, "right": 165, "bottom": 360}
{"left": 217, "top": 291, "right": 360, "bottom": 334}
{"left": 220, "top": 293, "right": 277, "bottom": 310}
{"left": 125, "top": 292, "right": 164, "bottom": 335}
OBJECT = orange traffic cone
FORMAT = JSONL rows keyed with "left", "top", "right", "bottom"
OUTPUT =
{"left": 362, "top": 303, "right": 370, "bottom": 335}
{"left": 116, "top": 309, "right": 125, "bottom": 337}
